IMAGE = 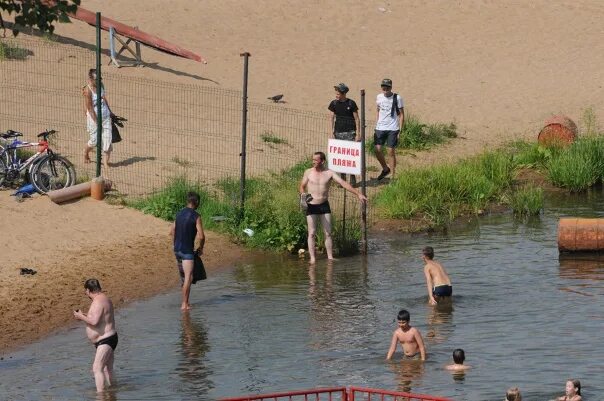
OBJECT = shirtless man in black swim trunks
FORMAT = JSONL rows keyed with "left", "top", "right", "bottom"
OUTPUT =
{"left": 73, "top": 278, "right": 117, "bottom": 393}
{"left": 422, "top": 246, "right": 452, "bottom": 305}
{"left": 299, "top": 151, "right": 367, "bottom": 264}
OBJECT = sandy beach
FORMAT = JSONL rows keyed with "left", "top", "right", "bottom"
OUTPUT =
{"left": 1, "top": 0, "right": 604, "bottom": 353}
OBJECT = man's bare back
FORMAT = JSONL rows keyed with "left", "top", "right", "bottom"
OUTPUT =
{"left": 422, "top": 246, "right": 452, "bottom": 305}
{"left": 424, "top": 260, "right": 451, "bottom": 288}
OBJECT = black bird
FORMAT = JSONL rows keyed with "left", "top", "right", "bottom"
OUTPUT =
{"left": 268, "top": 94, "right": 284, "bottom": 103}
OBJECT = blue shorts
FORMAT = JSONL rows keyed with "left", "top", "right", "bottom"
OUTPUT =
{"left": 174, "top": 250, "right": 195, "bottom": 261}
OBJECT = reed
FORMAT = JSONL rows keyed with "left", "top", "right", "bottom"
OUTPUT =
{"left": 128, "top": 177, "right": 233, "bottom": 231}
{"left": 375, "top": 150, "right": 516, "bottom": 226}
{"left": 547, "top": 136, "right": 604, "bottom": 191}
{"left": 504, "top": 185, "right": 544, "bottom": 216}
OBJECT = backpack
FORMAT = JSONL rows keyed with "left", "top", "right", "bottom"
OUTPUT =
{"left": 390, "top": 93, "right": 400, "bottom": 117}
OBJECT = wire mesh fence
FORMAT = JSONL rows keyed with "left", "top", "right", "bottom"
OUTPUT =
{"left": 1, "top": 37, "right": 376, "bottom": 246}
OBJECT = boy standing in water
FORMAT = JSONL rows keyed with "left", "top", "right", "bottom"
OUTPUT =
{"left": 422, "top": 246, "right": 452, "bottom": 305}
{"left": 386, "top": 309, "right": 426, "bottom": 361}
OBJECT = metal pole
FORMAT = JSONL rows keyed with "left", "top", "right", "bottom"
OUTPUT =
{"left": 360, "top": 89, "right": 368, "bottom": 254}
{"left": 95, "top": 12, "right": 102, "bottom": 177}
{"left": 239, "top": 52, "right": 251, "bottom": 221}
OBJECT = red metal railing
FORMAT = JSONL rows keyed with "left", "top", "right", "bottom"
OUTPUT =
{"left": 220, "top": 386, "right": 453, "bottom": 401}
{"left": 349, "top": 386, "right": 452, "bottom": 401}
{"left": 220, "top": 386, "right": 348, "bottom": 401}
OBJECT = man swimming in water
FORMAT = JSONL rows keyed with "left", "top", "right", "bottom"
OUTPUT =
{"left": 386, "top": 309, "right": 426, "bottom": 361}
{"left": 422, "top": 246, "right": 452, "bottom": 305}
{"left": 73, "top": 278, "right": 117, "bottom": 393}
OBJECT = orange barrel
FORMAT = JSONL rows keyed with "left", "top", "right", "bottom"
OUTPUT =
{"left": 538, "top": 115, "right": 577, "bottom": 147}
{"left": 558, "top": 218, "right": 604, "bottom": 252}
{"left": 90, "top": 177, "right": 105, "bottom": 200}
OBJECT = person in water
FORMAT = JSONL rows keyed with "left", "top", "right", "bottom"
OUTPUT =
{"left": 73, "top": 279, "right": 118, "bottom": 393}
{"left": 299, "top": 151, "right": 367, "bottom": 264}
{"left": 556, "top": 379, "right": 582, "bottom": 401}
{"left": 171, "top": 191, "right": 206, "bottom": 311}
{"left": 445, "top": 348, "right": 471, "bottom": 371}
{"left": 386, "top": 309, "right": 426, "bottom": 361}
{"left": 505, "top": 387, "right": 522, "bottom": 401}
{"left": 422, "top": 246, "right": 452, "bottom": 305}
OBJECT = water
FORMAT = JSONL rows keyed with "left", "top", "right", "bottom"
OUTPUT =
{"left": 2, "top": 189, "right": 604, "bottom": 401}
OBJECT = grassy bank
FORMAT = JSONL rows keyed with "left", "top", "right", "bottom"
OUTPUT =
{"left": 368, "top": 114, "right": 457, "bottom": 152}
{"left": 376, "top": 134, "right": 604, "bottom": 227}
{"left": 129, "top": 161, "right": 361, "bottom": 254}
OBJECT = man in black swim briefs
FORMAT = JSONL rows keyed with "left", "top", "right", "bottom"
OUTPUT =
{"left": 421, "top": 246, "right": 453, "bottom": 305}
{"left": 73, "top": 279, "right": 118, "bottom": 393}
{"left": 299, "top": 151, "right": 367, "bottom": 264}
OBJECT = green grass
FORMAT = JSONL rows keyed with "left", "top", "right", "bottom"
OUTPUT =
{"left": 128, "top": 160, "right": 360, "bottom": 254}
{"left": 261, "top": 132, "right": 289, "bottom": 145}
{"left": 504, "top": 185, "right": 543, "bottom": 216}
{"left": 128, "top": 177, "right": 234, "bottom": 231}
{"left": 546, "top": 136, "right": 604, "bottom": 191}
{"left": 368, "top": 114, "right": 457, "bottom": 153}
{"left": 375, "top": 150, "right": 515, "bottom": 226}
{"left": 0, "top": 41, "right": 29, "bottom": 60}
{"left": 217, "top": 160, "right": 311, "bottom": 252}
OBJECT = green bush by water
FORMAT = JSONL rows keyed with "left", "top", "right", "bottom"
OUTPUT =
{"left": 547, "top": 136, "right": 604, "bottom": 191}
{"left": 128, "top": 177, "right": 233, "bottom": 231}
{"left": 129, "top": 160, "right": 360, "bottom": 254}
{"left": 375, "top": 151, "right": 516, "bottom": 226}
{"left": 504, "top": 185, "right": 543, "bottom": 216}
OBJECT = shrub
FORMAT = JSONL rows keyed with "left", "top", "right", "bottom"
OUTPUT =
{"left": 0, "top": 41, "right": 29, "bottom": 60}
{"left": 504, "top": 185, "right": 543, "bottom": 216}
{"left": 547, "top": 136, "right": 604, "bottom": 191}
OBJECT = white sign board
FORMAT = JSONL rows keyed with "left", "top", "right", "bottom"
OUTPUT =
{"left": 327, "top": 139, "right": 362, "bottom": 175}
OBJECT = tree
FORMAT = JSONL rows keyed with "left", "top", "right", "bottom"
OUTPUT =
{"left": 0, "top": 0, "right": 81, "bottom": 37}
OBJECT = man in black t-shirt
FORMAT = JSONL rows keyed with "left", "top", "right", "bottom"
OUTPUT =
{"left": 328, "top": 83, "right": 360, "bottom": 184}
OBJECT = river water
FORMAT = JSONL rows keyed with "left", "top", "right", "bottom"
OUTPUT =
{"left": 1, "top": 190, "right": 604, "bottom": 401}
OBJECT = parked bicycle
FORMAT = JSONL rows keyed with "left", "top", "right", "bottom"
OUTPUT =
{"left": 0, "top": 129, "right": 76, "bottom": 193}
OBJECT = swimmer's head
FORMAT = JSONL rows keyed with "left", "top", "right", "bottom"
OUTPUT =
{"left": 84, "top": 278, "right": 102, "bottom": 293}
{"left": 505, "top": 387, "right": 521, "bottom": 401}
{"left": 566, "top": 379, "right": 581, "bottom": 396}
{"left": 187, "top": 191, "right": 200, "bottom": 209}
{"left": 397, "top": 309, "right": 410, "bottom": 323}
{"left": 422, "top": 246, "right": 434, "bottom": 260}
{"left": 453, "top": 349, "right": 465, "bottom": 364}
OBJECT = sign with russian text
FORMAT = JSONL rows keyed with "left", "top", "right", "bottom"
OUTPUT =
{"left": 327, "top": 138, "right": 361, "bottom": 175}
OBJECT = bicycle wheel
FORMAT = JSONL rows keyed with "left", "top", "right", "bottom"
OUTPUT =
{"left": 0, "top": 156, "right": 7, "bottom": 187}
{"left": 30, "top": 154, "right": 76, "bottom": 193}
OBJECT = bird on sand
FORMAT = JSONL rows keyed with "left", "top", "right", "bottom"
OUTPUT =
{"left": 268, "top": 94, "right": 284, "bottom": 103}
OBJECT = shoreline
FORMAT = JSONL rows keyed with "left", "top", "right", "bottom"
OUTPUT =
{"left": 0, "top": 193, "right": 261, "bottom": 355}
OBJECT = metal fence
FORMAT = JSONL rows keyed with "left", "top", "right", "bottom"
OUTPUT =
{"left": 0, "top": 37, "right": 375, "bottom": 243}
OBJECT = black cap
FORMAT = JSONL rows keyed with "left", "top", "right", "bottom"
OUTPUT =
{"left": 334, "top": 83, "right": 349, "bottom": 93}
{"left": 381, "top": 78, "right": 392, "bottom": 87}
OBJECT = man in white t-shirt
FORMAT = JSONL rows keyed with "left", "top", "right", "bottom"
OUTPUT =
{"left": 374, "top": 78, "right": 404, "bottom": 180}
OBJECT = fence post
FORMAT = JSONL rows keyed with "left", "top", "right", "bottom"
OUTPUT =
{"left": 239, "top": 52, "right": 251, "bottom": 221}
{"left": 360, "top": 89, "right": 368, "bottom": 254}
{"left": 95, "top": 12, "right": 102, "bottom": 178}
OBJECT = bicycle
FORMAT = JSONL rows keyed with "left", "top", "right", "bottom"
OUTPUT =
{"left": 0, "top": 129, "right": 76, "bottom": 193}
